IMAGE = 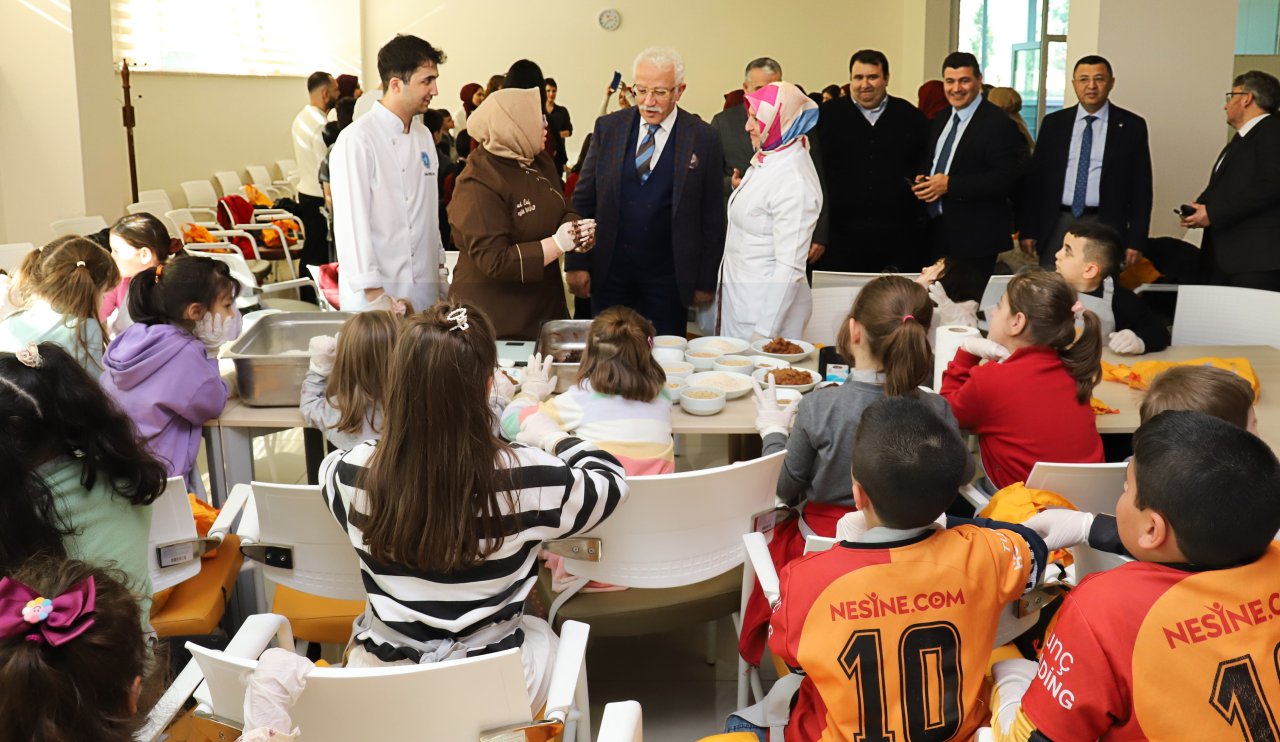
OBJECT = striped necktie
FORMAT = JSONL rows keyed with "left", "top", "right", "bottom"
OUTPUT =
{"left": 635, "top": 123, "right": 661, "bottom": 183}
{"left": 1071, "top": 115, "right": 1098, "bottom": 217}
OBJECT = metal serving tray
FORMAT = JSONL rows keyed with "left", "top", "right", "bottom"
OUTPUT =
{"left": 225, "top": 311, "right": 354, "bottom": 407}
{"left": 534, "top": 319, "right": 592, "bottom": 393}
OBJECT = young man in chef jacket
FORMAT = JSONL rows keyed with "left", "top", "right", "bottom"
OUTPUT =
{"left": 330, "top": 34, "right": 449, "bottom": 311}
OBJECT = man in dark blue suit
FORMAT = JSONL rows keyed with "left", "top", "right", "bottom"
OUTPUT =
{"left": 1018, "top": 55, "right": 1153, "bottom": 270}
{"left": 568, "top": 47, "right": 726, "bottom": 335}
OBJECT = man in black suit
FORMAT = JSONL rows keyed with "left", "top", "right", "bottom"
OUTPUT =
{"left": 1018, "top": 55, "right": 1152, "bottom": 270}
{"left": 913, "top": 52, "right": 1027, "bottom": 303}
{"left": 568, "top": 47, "right": 725, "bottom": 335}
{"left": 813, "top": 49, "right": 928, "bottom": 273}
{"left": 1182, "top": 70, "right": 1280, "bottom": 291}
{"left": 711, "top": 57, "right": 782, "bottom": 200}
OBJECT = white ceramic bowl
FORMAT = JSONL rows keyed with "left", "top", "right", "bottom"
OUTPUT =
{"left": 687, "top": 335, "right": 751, "bottom": 356}
{"left": 653, "top": 334, "right": 688, "bottom": 351}
{"left": 685, "top": 371, "right": 755, "bottom": 399}
{"left": 750, "top": 337, "right": 816, "bottom": 362}
{"left": 748, "top": 355, "right": 791, "bottom": 372}
{"left": 685, "top": 349, "right": 724, "bottom": 370}
{"left": 653, "top": 346, "right": 686, "bottom": 364}
{"left": 752, "top": 367, "right": 822, "bottom": 393}
{"left": 680, "top": 386, "right": 727, "bottom": 415}
{"left": 660, "top": 361, "right": 694, "bottom": 381}
{"left": 773, "top": 388, "right": 803, "bottom": 407}
{"left": 664, "top": 379, "right": 687, "bottom": 405}
{"left": 713, "top": 354, "right": 755, "bottom": 375}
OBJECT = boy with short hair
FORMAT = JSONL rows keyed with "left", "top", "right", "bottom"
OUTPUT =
{"left": 1054, "top": 220, "right": 1170, "bottom": 354}
{"left": 992, "top": 411, "right": 1280, "bottom": 741}
{"left": 768, "top": 397, "right": 1048, "bottom": 741}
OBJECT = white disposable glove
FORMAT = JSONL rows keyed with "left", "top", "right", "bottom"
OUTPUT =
{"left": 491, "top": 368, "right": 517, "bottom": 407}
{"left": 516, "top": 411, "right": 569, "bottom": 453}
{"left": 307, "top": 335, "right": 338, "bottom": 377}
{"left": 1108, "top": 329, "right": 1145, "bottom": 355}
{"left": 836, "top": 510, "right": 945, "bottom": 542}
{"left": 962, "top": 336, "right": 1012, "bottom": 361}
{"left": 243, "top": 647, "right": 315, "bottom": 735}
{"left": 752, "top": 376, "right": 796, "bottom": 438}
{"left": 991, "top": 658, "right": 1038, "bottom": 736}
{"left": 367, "top": 294, "right": 410, "bottom": 317}
{"left": 519, "top": 353, "right": 557, "bottom": 401}
{"left": 928, "top": 282, "right": 979, "bottom": 327}
{"left": 550, "top": 221, "right": 578, "bottom": 254}
{"left": 194, "top": 311, "right": 234, "bottom": 354}
{"left": 1022, "top": 508, "right": 1096, "bottom": 551}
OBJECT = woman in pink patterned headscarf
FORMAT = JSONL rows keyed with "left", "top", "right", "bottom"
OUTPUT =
{"left": 717, "top": 81, "right": 823, "bottom": 342}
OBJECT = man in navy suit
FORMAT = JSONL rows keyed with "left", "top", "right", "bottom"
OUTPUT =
{"left": 568, "top": 47, "right": 725, "bottom": 335}
{"left": 913, "top": 52, "right": 1028, "bottom": 304}
{"left": 1018, "top": 55, "right": 1153, "bottom": 270}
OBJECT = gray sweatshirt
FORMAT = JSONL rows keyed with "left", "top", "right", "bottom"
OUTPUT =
{"left": 299, "top": 369, "right": 384, "bottom": 451}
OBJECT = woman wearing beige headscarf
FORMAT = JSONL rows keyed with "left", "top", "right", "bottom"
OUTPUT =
{"left": 449, "top": 88, "right": 595, "bottom": 339}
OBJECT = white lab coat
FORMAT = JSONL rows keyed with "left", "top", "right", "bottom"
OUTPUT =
{"left": 330, "top": 101, "right": 446, "bottom": 312}
{"left": 718, "top": 143, "right": 822, "bottom": 340}
{"left": 291, "top": 104, "right": 329, "bottom": 198}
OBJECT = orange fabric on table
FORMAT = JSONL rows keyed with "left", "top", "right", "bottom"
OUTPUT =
{"left": 1117, "top": 257, "right": 1161, "bottom": 291}
{"left": 979, "top": 481, "right": 1078, "bottom": 566}
{"left": 1090, "top": 397, "right": 1119, "bottom": 415}
{"left": 1101, "top": 357, "right": 1260, "bottom": 401}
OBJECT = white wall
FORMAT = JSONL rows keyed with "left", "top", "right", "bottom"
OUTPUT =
{"left": 362, "top": 0, "right": 951, "bottom": 162}
{"left": 1066, "top": 0, "right": 1239, "bottom": 239}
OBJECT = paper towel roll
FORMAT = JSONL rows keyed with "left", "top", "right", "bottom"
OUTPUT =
{"left": 933, "top": 325, "right": 981, "bottom": 391}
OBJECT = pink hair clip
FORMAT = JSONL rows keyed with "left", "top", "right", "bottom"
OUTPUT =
{"left": 1070, "top": 300, "right": 1085, "bottom": 320}
{"left": 15, "top": 343, "right": 41, "bottom": 369}
{"left": 0, "top": 576, "right": 97, "bottom": 647}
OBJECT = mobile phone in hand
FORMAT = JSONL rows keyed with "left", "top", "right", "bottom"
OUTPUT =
{"left": 1175, "top": 204, "right": 1195, "bottom": 217}
{"left": 608, "top": 71, "right": 622, "bottom": 93}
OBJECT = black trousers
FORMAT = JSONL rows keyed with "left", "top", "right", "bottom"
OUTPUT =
{"left": 1214, "top": 267, "right": 1280, "bottom": 292}
{"left": 592, "top": 256, "right": 687, "bottom": 337}
{"left": 294, "top": 193, "right": 329, "bottom": 303}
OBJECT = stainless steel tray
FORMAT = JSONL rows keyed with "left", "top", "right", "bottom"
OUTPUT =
{"left": 534, "top": 319, "right": 592, "bottom": 393}
{"left": 226, "top": 311, "right": 354, "bottom": 407}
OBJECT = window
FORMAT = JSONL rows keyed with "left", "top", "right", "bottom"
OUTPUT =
{"left": 110, "top": 0, "right": 360, "bottom": 77}
{"left": 1238, "top": 0, "right": 1280, "bottom": 54}
{"left": 955, "top": 0, "right": 1069, "bottom": 138}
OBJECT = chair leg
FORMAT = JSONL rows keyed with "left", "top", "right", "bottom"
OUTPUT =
{"left": 737, "top": 656, "right": 751, "bottom": 708}
{"left": 573, "top": 661, "right": 591, "bottom": 742}
{"left": 304, "top": 641, "right": 321, "bottom": 662}
{"left": 705, "top": 621, "right": 717, "bottom": 666}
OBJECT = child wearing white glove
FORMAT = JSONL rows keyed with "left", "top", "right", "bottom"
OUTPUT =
{"left": 299, "top": 308, "right": 404, "bottom": 450}
{"left": 1107, "top": 329, "right": 1144, "bottom": 354}
{"left": 752, "top": 377, "right": 796, "bottom": 437}
{"left": 1021, "top": 508, "right": 1096, "bottom": 551}
{"left": 241, "top": 647, "right": 316, "bottom": 741}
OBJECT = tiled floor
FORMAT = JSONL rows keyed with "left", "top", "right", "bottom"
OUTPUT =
{"left": 205, "top": 429, "right": 769, "bottom": 739}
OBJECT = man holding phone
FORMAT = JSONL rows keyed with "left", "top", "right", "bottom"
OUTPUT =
{"left": 1182, "top": 70, "right": 1280, "bottom": 291}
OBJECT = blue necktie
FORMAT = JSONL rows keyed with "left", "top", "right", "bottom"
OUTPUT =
{"left": 635, "top": 123, "right": 661, "bottom": 183}
{"left": 929, "top": 113, "right": 962, "bottom": 218}
{"left": 1071, "top": 115, "right": 1098, "bottom": 217}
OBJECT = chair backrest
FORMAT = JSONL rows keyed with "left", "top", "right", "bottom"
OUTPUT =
{"left": 979, "top": 274, "right": 1014, "bottom": 315}
{"left": 148, "top": 477, "right": 201, "bottom": 592}
{"left": 811, "top": 271, "right": 920, "bottom": 290}
{"left": 1069, "top": 545, "right": 1133, "bottom": 583}
{"left": 138, "top": 188, "right": 173, "bottom": 210}
{"left": 126, "top": 201, "right": 180, "bottom": 237}
{"left": 213, "top": 170, "right": 243, "bottom": 198}
{"left": 0, "top": 242, "right": 34, "bottom": 273}
{"left": 597, "top": 701, "right": 643, "bottom": 742}
{"left": 247, "top": 481, "right": 366, "bottom": 601}
{"left": 181, "top": 180, "right": 220, "bottom": 209}
{"left": 1025, "top": 461, "right": 1128, "bottom": 515}
{"left": 49, "top": 215, "right": 108, "bottom": 236}
{"left": 184, "top": 244, "right": 262, "bottom": 306}
{"left": 802, "top": 287, "right": 858, "bottom": 346}
{"left": 245, "top": 164, "right": 273, "bottom": 186}
{"left": 557, "top": 452, "right": 785, "bottom": 588}
{"left": 1172, "top": 285, "right": 1280, "bottom": 346}
{"left": 275, "top": 159, "right": 298, "bottom": 179}
{"left": 188, "top": 643, "right": 531, "bottom": 736}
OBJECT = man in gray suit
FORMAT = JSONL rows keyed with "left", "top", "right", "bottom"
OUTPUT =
{"left": 710, "top": 57, "right": 782, "bottom": 198}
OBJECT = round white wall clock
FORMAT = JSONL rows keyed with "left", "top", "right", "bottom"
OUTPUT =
{"left": 598, "top": 9, "right": 622, "bottom": 31}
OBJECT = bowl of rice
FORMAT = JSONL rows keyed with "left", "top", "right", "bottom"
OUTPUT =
{"left": 687, "top": 335, "right": 751, "bottom": 356}
{"left": 684, "top": 371, "right": 755, "bottom": 399}
{"left": 680, "top": 386, "right": 727, "bottom": 415}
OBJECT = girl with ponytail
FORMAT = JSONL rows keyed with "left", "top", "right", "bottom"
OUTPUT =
{"left": 941, "top": 268, "right": 1104, "bottom": 490}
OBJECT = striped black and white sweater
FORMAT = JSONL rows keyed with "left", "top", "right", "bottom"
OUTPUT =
{"left": 320, "top": 436, "right": 628, "bottom": 662}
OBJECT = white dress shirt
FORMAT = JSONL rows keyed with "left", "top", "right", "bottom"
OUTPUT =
{"left": 931, "top": 95, "right": 983, "bottom": 175}
{"left": 291, "top": 104, "right": 330, "bottom": 198}
{"left": 857, "top": 96, "right": 889, "bottom": 126}
{"left": 635, "top": 107, "right": 679, "bottom": 167}
{"left": 1060, "top": 101, "right": 1110, "bottom": 207}
{"left": 329, "top": 101, "right": 445, "bottom": 311}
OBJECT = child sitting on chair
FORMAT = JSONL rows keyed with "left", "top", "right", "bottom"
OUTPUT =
{"left": 1053, "top": 220, "right": 1169, "bottom": 354}
{"left": 990, "top": 411, "right": 1280, "bottom": 741}
{"left": 301, "top": 307, "right": 406, "bottom": 450}
{"left": 102, "top": 213, "right": 176, "bottom": 337}
{"left": 736, "top": 397, "right": 1047, "bottom": 740}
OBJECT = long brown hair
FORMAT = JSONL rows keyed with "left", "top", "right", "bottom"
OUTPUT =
{"left": 836, "top": 275, "right": 933, "bottom": 396}
{"left": 28, "top": 237, "right": 119, "bottom": 367}
{"left": 1005, "top": 270, "right": 1102, "bottom": 403}
{"left": 576, "top": 306, "right": 666, "bottom": 402}
{"left": 327, "top": 310, "right": 403, "bottom": 434}
{"left": 359, "top": 301, "right": 516, "bottom": 573}
{"left": 0, "top": 557, "right": 163, "bottom": 742}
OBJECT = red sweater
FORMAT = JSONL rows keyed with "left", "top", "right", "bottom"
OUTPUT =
{"left": 941, "top": 345, "right": 1103, "bottom": 489}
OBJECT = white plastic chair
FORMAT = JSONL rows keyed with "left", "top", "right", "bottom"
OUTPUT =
{"left": 247, "top": 164, "right": 294, "bottom": 199}
{"left": 1025, "top": 461, "right": 1128, "bottom": 516}
{"left": 180, "top": 180, "right": 221, "bottom": 220}
{"left": 0, "top": 242, "right": 33, "bottom": 273}
{"left": 126, "top": 201, "right": 179, "bottom": 237}
{"left": 213, "top": 170, "right": 244, "bottom": 199}
{"left": 148, "top": 476, "right": 225, "bottom": 593}
{"left": 979, "top": 274, "right": 1014, "bottom": 316}
{"left": 811, "top": 271, "right": 920, "bottom": 290}
{"left": 1172, "top": 284, "right": 1280, "bottom": 347}
{"left": 177, "top": 613, "right": 594, "bottom": 741}
{"left": 138, "top": 188, "right": 173, "bottom": 210}
{"left": 184, "top": 243, "right": 317, "bottom": 312}
{"left": 597, "top": 701, "right": 643, "bottom": 742}
{"left": 801, "top": 286, "right": 858, "bottom": 346}
{"left": 49, "top": 215, "right": 108, "bottom": 236}
{"left": 275, "top": 159, "right": 299, "bottom": 181}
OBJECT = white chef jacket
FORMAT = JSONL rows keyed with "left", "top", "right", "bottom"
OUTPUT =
{"left": 291, "top": 104, "right": 329, "bottom": 198}
{"left": 718, "top": 143, "right": 822, "bottom": 340}
{"left": 330, "top": 101, "right": 446, "bottom": 312}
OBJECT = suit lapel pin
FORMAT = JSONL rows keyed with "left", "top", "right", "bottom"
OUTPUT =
{"left": 689, "top": 153, "right": 699, "bottom": 169}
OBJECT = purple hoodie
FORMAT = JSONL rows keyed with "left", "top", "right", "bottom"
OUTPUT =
{"left": 100, "top": 323, "right": 228, "bottom": 478}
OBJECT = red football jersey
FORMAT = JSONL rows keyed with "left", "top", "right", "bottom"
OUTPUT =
{"left": 770, "top": 525, "right": 1037, "bottom": 742}
{"left": 1023, "top": 543, "right": 1280, "bottom": 741}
